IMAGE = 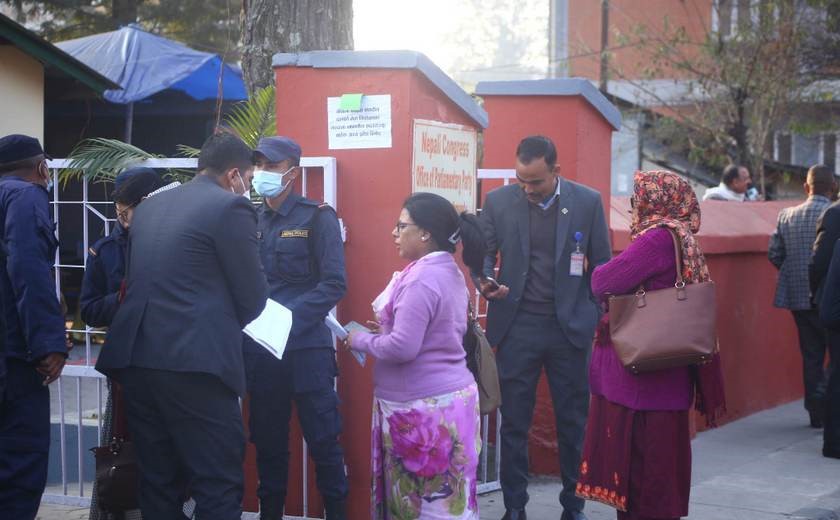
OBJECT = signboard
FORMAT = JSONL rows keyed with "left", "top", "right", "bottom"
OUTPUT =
{"left": 411, "top": 119, "right": 478, "bottom": 213}
{"left": 327, "top": 94, "right": 392, "bottom": 150}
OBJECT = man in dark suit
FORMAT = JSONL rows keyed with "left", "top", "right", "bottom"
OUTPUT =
{"left": 476, "top": 136, "right": 611, "bottom": 520}
{"left": 810, "top": 164, "right": 840, "bottom": 460}
{"left": 96, "top": 132, "right": 269, "bottom": 520}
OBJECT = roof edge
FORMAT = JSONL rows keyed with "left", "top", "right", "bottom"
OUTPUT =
{"left": 272, "top": 50, "right": 489, "bottom": 129}
{"left": 474, "top": 78, "right": 622, "bottom": 131}
{"left": 0, "top": 14, "right": 120, "bottom": 93}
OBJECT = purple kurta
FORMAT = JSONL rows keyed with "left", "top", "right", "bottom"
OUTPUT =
{"left": 589, "top": 228, "right": 693, "bottom": 411}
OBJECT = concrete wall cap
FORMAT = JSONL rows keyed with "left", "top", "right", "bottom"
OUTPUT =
{"left": 474, "top": 78, "right": 622, "bottom": 131}
{"left": 272, "top": 50, "right": 489, "bottom": 129}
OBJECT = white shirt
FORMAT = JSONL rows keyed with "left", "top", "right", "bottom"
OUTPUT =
{"left": 702, "top": 182, "right": 745, "bottom": 202}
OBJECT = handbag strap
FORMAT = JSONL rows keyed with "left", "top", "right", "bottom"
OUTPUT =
{"left": 667, "top": 228, "right": 686, "bottom": 288}
{"left": 635, "top": 229, "right": 685, "bottom": 294}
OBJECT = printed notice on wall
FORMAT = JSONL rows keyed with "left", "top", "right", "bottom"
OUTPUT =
{"left": 327, "top": 94, "right": 392, "bottom": 150}
{"left": 411, "top": 119, "right": 478, "bottom": 213}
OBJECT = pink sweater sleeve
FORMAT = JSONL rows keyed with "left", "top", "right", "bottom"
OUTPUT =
{"left": 591, "top": 228, "right": 675, "bottom": 298}
{"left": 352, "top": 280, "right": 437, "bottom": 363}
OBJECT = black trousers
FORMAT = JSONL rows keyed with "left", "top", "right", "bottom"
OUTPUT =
{"left": 496, "top": 311, "right": 590, "bottom": 512}
{"left": 825, "top": 332, "right": 840, "bottom": 452}
{"left": 0, "top": 360, "right": 50, "bottom": 520}
{"left": 791, "top": 309, "right": 829, "bottom": 411}
{"left": 243, "top": 343, "right": 348, "bottom": 512}
{"left": 119, "top": 368, "right": 245, "bottom": 520}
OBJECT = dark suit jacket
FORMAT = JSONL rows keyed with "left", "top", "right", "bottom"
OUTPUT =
{"left": 820, "top": 240, "right": 840, "bottom": 330}
{"left": 97, "top": 175, "right": 269, "bottom": 396}
{"left": 478, "top": 180, "right": 612, "bottom": 349}
{"left": 809, "top": 200, "right": 840, "bottom": 303}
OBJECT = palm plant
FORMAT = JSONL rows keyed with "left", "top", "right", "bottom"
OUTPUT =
{"left": 60, "top": 85, "right": 277, "bottom": 184}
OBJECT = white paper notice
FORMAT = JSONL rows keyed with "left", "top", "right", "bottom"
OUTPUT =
{"left": 243, "top": 299, "right": 293, "bottom": 360}
{"left": 327, "top": 95, "right": 392, "bottom": 150}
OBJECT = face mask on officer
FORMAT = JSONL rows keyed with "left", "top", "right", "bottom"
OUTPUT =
{"left": 252, "top": 166, "right": 296, "bottom": 198}
{"left": 39, "top": 160, "right": 53, "bottom": 192}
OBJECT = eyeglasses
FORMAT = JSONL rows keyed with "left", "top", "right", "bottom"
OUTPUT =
{"left": 395, "top": 221, "right": 418, "bottom": 232}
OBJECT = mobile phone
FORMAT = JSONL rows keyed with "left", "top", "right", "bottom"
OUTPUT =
{"left": 483, "top": 277, "right": 500, "bottom": 291}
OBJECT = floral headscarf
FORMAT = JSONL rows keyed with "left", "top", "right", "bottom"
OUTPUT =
{"left": 631, "top": 170, "right": 710, "bottom": 284}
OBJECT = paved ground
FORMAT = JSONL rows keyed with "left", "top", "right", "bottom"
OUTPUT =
{"left": 38, "top": 400, "right": 840, "bottom": 520}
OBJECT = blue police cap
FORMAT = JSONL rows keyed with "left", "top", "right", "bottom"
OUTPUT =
{"left": 0, "top": 134, "right": 51, "bottom": 165}
{"left": 253, "top": 136, "right": 301, "bottom": 164}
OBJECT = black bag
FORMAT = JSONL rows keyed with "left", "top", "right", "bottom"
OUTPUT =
{"left": 463, "top": 303, "right": 502, "bottom": 415}
{"left": 91, "top": 438, "right": 139, "bottom": 513}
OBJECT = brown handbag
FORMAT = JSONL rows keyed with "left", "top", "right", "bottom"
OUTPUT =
{"left": 608, "top": 230, "right": 717, "bottom": 374}
{"left": 463, "top": 302, "right": 502, "bottom": 415}
{"left": 90, "top": 383, "right": 139, "bottom": 513}
{"left": 91, "top": 438, "right": 139, "bottom": 513}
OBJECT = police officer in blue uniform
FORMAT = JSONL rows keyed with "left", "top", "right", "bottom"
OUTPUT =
{"left": 0, "top": 134, "right": 68, "bottom": 520}
{"left": 80, "top": 168, "right": 164, "bottom": 328}
{"left": 245, "top": 137, "right": 348, "bottom": 520}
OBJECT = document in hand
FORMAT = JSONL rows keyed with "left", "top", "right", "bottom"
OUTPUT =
{"left": 323, "top": 314, "right": 367, "bottom": 367}
{"left": 243, "top": 299, "right": 293, "bottom": 360}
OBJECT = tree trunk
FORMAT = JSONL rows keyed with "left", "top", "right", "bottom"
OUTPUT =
{"left": 240, "top": 0, "right": 354, "bottom": 96}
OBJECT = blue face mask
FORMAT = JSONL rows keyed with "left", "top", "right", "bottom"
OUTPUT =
{"left": 253, "top": 167, "right": 295, "bottom": 198}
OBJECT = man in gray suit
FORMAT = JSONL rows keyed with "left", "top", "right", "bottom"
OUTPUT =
{"left": 97, "top": 132, "right": 269, "bottom": 520}
{"left": 477, "top": 136, "right": 611, "bottom": 520}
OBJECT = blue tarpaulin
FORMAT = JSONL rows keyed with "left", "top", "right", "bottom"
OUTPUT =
{"left": 56, "top": 24, "right": 247, "bottom": 104}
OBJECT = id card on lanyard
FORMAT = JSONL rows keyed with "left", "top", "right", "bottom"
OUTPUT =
{"left": 570, "top": 231, "right": 584, "bottom": 277}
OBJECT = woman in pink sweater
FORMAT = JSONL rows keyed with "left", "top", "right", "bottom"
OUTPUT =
{"left": 576, "top": 171, "right": 725, "bottom": 520}
{"left": 347, "top": 192, "right": 487, "bottom": 520}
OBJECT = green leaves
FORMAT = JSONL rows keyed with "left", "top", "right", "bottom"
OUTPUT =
{"left": 59, "top": 86, "right": 277, "bottom": 186}
{"left": 61, "top": 138, "right": 158, "bottom": 185}
{"left": 225, "top": 85, "right": 276, "bottom": 149}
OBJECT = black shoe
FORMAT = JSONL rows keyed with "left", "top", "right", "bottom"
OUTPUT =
{"left": 501, "top": 509, "right": 527, "bottom": 520}
{"left": 809, "top": 409, "right": 825, "bottom": 428}
{"left": 258, "top": 499, "right": 284, "bottom": 520}
{"left": 824, "top": 445, "right": 840, "bottom": 459}
{"left": 561, "top": 510, "right": 588, "bottom": 520}
{"left": 324, "top": 498, "right": 346, "bottom": 520}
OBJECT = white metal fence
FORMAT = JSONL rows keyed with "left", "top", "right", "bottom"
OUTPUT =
{"left": 39, "top": 159, "right": 504, "bottom": 517}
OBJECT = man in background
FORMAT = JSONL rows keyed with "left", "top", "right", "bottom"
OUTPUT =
{"left": 769, "top": 164, "right": 836, "bottom": 428}
{"left": 703, "top": 164, "right": 752, "bottom": 201}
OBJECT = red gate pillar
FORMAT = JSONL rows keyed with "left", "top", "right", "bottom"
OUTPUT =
{"left": 269, "top": 50, "right": 488, "bottom": 518}
{"left": 473, "top": 79, "right": 621, "bottom": 476}
{"left": 474, "top": 79, "right": 621, "bottom": 223}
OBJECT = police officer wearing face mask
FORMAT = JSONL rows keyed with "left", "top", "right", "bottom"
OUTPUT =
{"left": 245, "top": 136, "right": 348, "bottom": 520}
{"left": 0, "top": 134, "right": 68, "bottom": 519}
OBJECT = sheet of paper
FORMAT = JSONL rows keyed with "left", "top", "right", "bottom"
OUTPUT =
{"left": 243, "top": 299, "right": 292, "bottom": 360}
{"left": 325, "top": 313, "right": 348, "bottom": 340}
{"left": 327, "top": 94, "right": 392, "bottom": 150}
{"left": 344, "top": 321, "right": 370, "bottom": 367}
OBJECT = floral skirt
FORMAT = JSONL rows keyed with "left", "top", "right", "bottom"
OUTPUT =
{"left": 371, "top": 383, "right": 481, "bottom": 520}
